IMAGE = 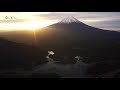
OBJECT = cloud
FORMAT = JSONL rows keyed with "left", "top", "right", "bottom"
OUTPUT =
{"left": 34, "top": 12, "right": 120, "bottom": 21}
{"left": 88, "top": 19, "right": 120, "bottom": 29}
{"left": 0, "top": 19, "right": 26, "bottom": 23}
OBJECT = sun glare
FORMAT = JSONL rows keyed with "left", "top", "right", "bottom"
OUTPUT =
{"left": 0, "top": 20, "right": 55, "bottom": 31}
{"left": 25, "top": 21, "right": 51, "bottom": 30}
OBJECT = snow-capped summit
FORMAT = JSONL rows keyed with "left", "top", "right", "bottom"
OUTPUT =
{"left": 59, "top": 16, "right": 80, "bottom": 24}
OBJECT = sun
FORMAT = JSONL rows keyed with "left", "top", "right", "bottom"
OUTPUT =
{"left": 22, "top": 21, "right": 50, "bottom": 31}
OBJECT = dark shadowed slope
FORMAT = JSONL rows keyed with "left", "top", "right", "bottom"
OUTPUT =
{"left": 0, "top": 30, "right": 36, "bottom": 45}
{"left": 0, "top": 38, "right": 46, "bottom": 70}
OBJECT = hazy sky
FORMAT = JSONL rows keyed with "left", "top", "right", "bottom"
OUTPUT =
{"left": 0, "top": 12, "right": 120, "bottom": 31}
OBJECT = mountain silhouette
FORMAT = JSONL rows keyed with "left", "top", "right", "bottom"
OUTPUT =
{"left": 37, "top": 16, "right": 120, "bottom": 48}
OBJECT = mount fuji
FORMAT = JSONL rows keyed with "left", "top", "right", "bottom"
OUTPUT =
{"left": 37, "top": 16, "right": 120, "bottom": 49}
